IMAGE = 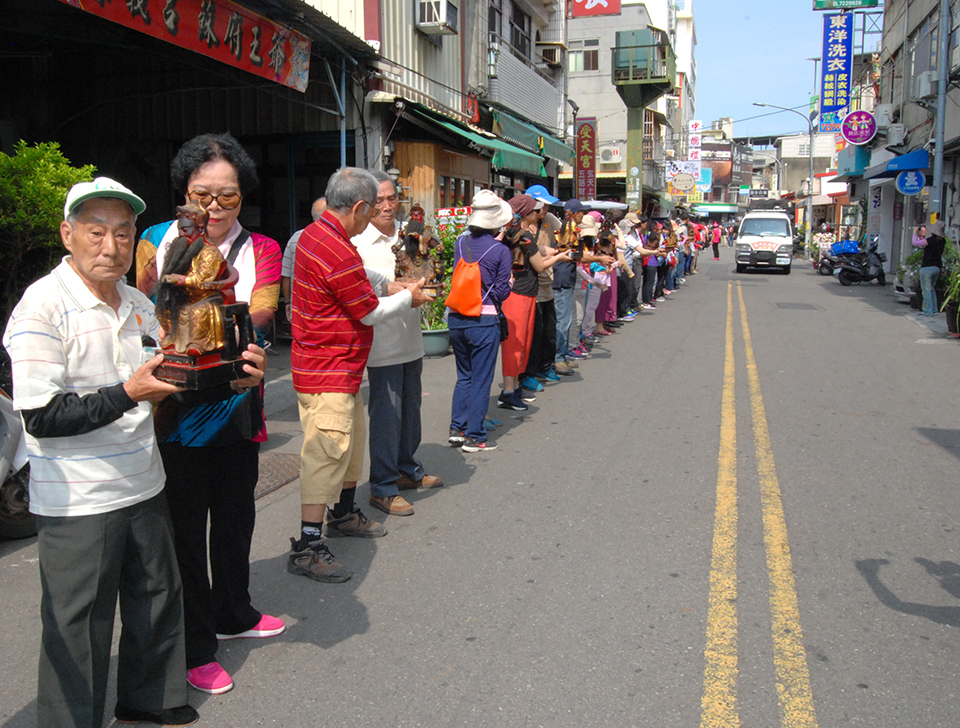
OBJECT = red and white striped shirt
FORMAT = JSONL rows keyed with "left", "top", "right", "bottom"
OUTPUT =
{"left": 291, "top": 212, "right": 379, "bottom": 394}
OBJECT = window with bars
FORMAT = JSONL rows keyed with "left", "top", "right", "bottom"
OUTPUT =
{"left": 510, "top": 2, "right": 532, "bottom": 59}
{"left": 643, "top": 110, "right": 654, "bottom": 160}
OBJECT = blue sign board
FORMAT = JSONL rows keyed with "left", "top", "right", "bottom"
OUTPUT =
{"left": 820, "top": 14, "right": 854, "bottom": 116}
{"left": 896, "top": 170, "right": 926, "bottom": 196}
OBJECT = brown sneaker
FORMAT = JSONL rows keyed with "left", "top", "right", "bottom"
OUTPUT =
{"left": 397, "top": 474, "right": 444, "bottom": 490}
{"left": 286, "top": 538, "right": 352, "bottom": 582}
{"left": 369, "top": 494, "right": 414, "bottom": 516}
{"left": 323, "top": 506, "right": 387, "bottom": 538}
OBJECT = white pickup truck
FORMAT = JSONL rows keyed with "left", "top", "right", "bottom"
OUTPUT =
{"left": 735, "top": 210, "right": 794, "bottom": 275}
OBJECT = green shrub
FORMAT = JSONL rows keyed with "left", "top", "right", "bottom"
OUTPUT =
{"left": 0, "top": 141, "right": 95, "bottom": 323}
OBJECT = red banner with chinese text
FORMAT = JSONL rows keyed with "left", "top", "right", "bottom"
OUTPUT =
{"left": 576, "top": 118, "right": 597, "bottom": 201}
{"left": 571, "top": 0, "right": 622, "bottom": 18}
{"left": 59, "top": 0, "right": 311, "bottom": 92}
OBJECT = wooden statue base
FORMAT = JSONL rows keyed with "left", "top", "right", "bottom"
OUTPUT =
{"left": 154, "top": 351, "right": 247, "bottom": 389}
{"left": 153, "top": 302, "right": 256, "bottom": 390}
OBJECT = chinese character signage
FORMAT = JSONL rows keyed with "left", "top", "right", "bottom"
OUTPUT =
{"left": 59, "top": 0, "right": 311, "bottom": 92}
{"left": 576, "top": 118, "right": 597, "bottom": 200}
{"left": 820, "top": 13, "right": 853, "bottom": 115}
{"left": 571, "top": 0, "right": 622, "bottom": 17}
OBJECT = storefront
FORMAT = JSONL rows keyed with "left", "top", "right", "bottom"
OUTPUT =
{"left": 2, "top": 0, "right": 375, "bottom": 240}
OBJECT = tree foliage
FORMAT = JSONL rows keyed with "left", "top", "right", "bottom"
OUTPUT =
{"left": 0, "top": 141, "right": 96, "bottom": 323}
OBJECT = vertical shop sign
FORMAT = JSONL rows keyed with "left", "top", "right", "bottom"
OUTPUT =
{"left": 820, "top": 13, "right": 853, "bottom": 115}
{"left": 58, "top": 0, "right": 311, "bottom": 92}
{"left": 867, "top": 184, "right": 882, "bottom": 234}
{"left": 576, "top": 118, "right": 597, "bottom": 200}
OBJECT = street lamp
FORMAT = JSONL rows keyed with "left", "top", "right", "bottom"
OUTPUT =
{"left": 568, "top": 98, "right": 580, "bottom": 200}
{"left": 754, "top": 102, "right": 815, "bottom": 260}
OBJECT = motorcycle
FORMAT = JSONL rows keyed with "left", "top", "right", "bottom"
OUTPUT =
{"left": 0, "top": 346, "right": 34, "bottom": 539}
{"left": 837, "top": 245, "right": 887, "bottom": 287}
{"left": 817, "top": 249, "right": 863, "bottom": 276}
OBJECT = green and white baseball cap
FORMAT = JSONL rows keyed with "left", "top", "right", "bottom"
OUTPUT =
{"left": 64, "top": 177, "right": 146, "bottom": 218}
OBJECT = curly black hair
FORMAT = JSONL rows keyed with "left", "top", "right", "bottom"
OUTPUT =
{"left": 170, "top": 132, "right": 259, "bottom": 195}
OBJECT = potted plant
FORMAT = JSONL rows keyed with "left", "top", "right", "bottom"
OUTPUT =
{"left": 420, "top": 295, "right": 450, "bottom": 356}
{"left": 938, "top": 239, "right": 960, "bottom": 336}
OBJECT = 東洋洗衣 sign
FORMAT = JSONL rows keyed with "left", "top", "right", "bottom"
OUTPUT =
{"left": 59, "top": 0, "right": 311, "bottom": 92}
{"left": 819, "top": 13, "right": 853, "bottom": 116}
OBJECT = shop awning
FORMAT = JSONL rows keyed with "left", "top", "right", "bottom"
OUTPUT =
{"left": 864, "top": 148, "right": 933, "bottom": 180}
{"left": 887, "top": 148, "right": 929, "bottom": 171}
{"left": 412, "top": 107, "right": 546, "bottom": 177}
{"left": 492, "top": 109, "right": 573, "bottom": 164}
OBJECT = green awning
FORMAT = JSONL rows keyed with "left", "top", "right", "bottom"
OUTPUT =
{"left": 414, "top": 108, "right": 546, "bottom": 177}
{"left": 493, "top": 110, "right": 574, "bottom": 164}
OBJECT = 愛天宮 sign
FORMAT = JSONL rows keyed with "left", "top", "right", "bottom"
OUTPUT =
{"left": 576, "top": 118, "right": 598, "bottom": 200}
{"left": 59, "top": 0, "right": 311, "bottom": 92}
{"left": 819, "top": 13, "right": 853, "bottom": 116}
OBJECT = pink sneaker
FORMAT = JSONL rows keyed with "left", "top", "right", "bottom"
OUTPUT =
{"left": 187, "top": 661, "right": 234, "bottom": 694}
{"left": 216, "top": 614, "right": 286, "bottom": 640}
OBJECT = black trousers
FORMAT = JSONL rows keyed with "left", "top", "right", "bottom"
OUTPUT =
{"left": 523, "top": 300, "right": 557, "bottom": 377}
{"left": 617, "top": 271, "right": 633, "bottom": 317}
{"left": 641, "top": 264, "right": 656, "bottom": 304}
{"left": 655, "top": 264, "right": 667, "bottom": 298}
{"left": 36, "top": 493, "right": 187, "bottom": 728}
{"left": 161, "top": 440, "right": 262, "bottom": 669}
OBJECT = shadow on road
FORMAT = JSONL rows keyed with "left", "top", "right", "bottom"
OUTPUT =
{"left": 915, "top": 428, "right": 960, "bottom": 462}
{"left": 856, "top": 557, "right": 960, "bottom": 627}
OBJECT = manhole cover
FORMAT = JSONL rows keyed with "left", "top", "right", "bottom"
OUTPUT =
{"left": 776, "top": 302, "right": 818, "bottom": 310}
{"left": 255, "top": 452, "right": 301, "bottom": 499}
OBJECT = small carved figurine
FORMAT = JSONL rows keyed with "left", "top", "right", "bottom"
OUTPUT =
{"left": 155, "top": 203, "right": 239, "bottom": 354}
{"left": 396, "top": 204, "right": 443, "bottom": 286}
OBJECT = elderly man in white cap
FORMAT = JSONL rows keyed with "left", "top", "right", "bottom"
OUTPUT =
{"left": 3, "top": 178, "right": 214, "bottom": 727}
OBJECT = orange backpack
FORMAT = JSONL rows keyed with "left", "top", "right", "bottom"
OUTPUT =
{"left": 445, "top": 235, "right": 494, "bottom": 317}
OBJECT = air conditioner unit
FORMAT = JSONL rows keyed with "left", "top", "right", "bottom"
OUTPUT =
{"left": 874, "top": 103, "right": 894, "bottom": 129}
{"left": 886, "top": 123, "right": 907, "bottom": 146}
{"left": 539, "top": 46, "right": 563, "bottom": 67}
{"left": 416, "top": 0, "right": 458, "bottom": 36}
{"left": 914, "top": 70, "right": 938, "bottom": 100}
{"left": 599, "top": 146, "right": 623, "bottom": 164}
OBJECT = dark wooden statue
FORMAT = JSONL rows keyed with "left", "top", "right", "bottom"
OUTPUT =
{"left": 153, "top": 203, "right": 254, "bottom": 389}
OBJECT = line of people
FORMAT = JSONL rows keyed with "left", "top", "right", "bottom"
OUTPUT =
{"left": 3, "top": 144, "right": 710, "bottom": 727}
{"left": 445, "top": 187, "right": 706, "bottom": 452}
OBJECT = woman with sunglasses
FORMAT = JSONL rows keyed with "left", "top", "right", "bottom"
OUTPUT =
{"left": 135, "top": 133, "right": 284, "bottom": 696}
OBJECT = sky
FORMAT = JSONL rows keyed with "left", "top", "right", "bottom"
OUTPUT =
{"left": 693, "top": 0, "right": 874, "bottom": 140}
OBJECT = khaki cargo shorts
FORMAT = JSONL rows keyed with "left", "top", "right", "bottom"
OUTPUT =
{"left": 297, "top": 391, "right": 366, "bottom": 505}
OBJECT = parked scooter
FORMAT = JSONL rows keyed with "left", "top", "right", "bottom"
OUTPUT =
{"left": 817, "top": 249, "right": 863, "bottom": 276}
{"left": 0, "top": 345, "right": 33, "bottom": 539}
{"left": 837, "top": 245, "right": 887, "bottom": 286}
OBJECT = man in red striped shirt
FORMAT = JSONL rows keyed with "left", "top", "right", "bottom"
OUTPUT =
{"left": 288, "top": 167, "right": 431, "bottom": 583}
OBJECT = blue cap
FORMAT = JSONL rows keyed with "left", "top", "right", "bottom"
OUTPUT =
{"left": 564, "top": 199, "right": 584, "bottom": 213}
{"left": 524, "top": 184, "right": 560, "bottom": 205}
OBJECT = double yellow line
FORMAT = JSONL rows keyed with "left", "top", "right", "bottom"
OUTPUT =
{"left": 699, "top": 282, "right": 818, "bottom": 728}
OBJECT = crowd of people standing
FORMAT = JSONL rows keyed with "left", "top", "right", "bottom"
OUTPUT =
{"left": 3, "top": 142, "right": 726, "bottom": 727}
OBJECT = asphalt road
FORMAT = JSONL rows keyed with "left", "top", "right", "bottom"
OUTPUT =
{"left": 3, "top": 251, "right": 960, "bottom": 727}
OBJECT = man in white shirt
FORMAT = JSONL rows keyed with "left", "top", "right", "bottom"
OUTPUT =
{"left": 1, "top": 178, "right": 236, "bottom": 727}
{"left": 344, "top": 171, "right": 443, "bottom": 523}
{"left": 281, "top": 197, "right": 326, "bottom": 321}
